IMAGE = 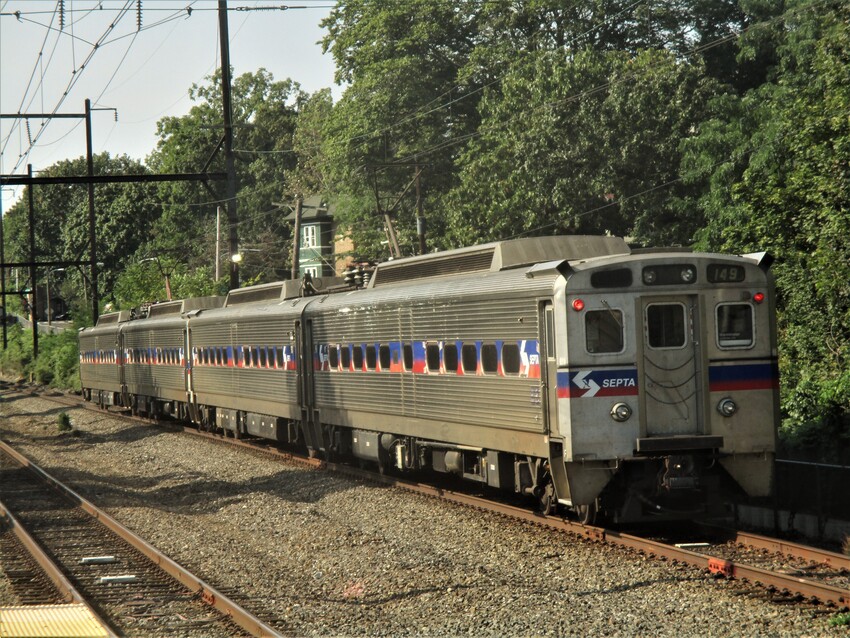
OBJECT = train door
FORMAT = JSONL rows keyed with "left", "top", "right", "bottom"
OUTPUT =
{"left": 541, "top": 302, "right": 557, "bottom": 434}
{"left": 639, "top": 296, "right": 702, "bottom": 436}
{"left": 296, "top": 318, "right": 323, "bottom": 455}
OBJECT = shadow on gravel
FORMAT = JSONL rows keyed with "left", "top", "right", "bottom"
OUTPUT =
{"left": 26, "top": 463, "right": 346, "bottom": 516}
{"left": 575, "top": 576, "right": 703, "bottom": 596}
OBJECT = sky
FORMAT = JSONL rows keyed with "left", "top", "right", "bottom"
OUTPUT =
{"left": 0, "top": 0, "right": 339, "bottom": 210}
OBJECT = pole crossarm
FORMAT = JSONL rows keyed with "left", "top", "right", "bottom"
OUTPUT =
{"left": 0, "top": 173, "right": 226, "bottom": 186}
{"left": 1, "top": 259, "right": 94, "bottom": 269}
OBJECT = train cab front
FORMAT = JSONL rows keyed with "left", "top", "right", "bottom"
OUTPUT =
{"left": 556, "top": 251, "right": 778, "bottom": 525}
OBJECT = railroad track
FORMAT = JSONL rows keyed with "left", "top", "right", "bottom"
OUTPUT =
{"left": 0, "top": 437, "right": 282, "bottom": 637}
{"left": 14, "top": 383, "right": 850, "bottom": 614}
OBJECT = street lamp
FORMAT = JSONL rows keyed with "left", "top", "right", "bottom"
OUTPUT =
{"left": 139, "top": 257, "right": 172, "bottom": 301}
{"left": 230, "top": 248, "right": 262, "bottom": 265}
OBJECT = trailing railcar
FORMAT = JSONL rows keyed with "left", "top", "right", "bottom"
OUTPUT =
{"left": 122, "top": 297, "right": 224, "bottom": 418}
{"left": 79, "top": 309, "right": 131, "bottom": 407}
{"left": 79, "top": 236, "right": 778, "bottom": 523}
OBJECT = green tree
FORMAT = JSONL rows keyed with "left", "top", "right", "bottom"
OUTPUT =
{"left": 1, "top": 153, "right": 159, "bottom": 320}
{"left": 321, "top": 0, "right": 478, "bottom": 260}
{"left": 684, "top": 1, "right": 850, "bottom": 442}
{"left": 148, "top": 69, "right": 306, "bottom": 283}
{"left": 445, "top": 48, "right": 719, "bottom": 246}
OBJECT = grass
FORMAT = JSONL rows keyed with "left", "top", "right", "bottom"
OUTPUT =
{"left": 57, "top": 412, "right": 72, "bottom": 432}
{"left": 829, "top": 613, "right": 850, "bottom": 628}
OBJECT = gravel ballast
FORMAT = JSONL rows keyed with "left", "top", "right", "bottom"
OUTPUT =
{"left": 0, "top": 389, "right": 841, "bottom": 636}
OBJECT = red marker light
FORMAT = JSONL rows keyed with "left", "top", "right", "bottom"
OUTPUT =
{"left": 753, "top": 292, "right": 765, "bottom": 304}
{"left": 572, "top": 299, "right": 585, "bottom": 311}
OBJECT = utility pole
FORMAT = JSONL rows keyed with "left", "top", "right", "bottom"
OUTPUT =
{"left": 291, "top": 196, "right": 302, "bottom": 280}
{"left": 215, "top": 206, "right": 221, "bottom": 280}
{"left": 415, "top": 164, "right": 426, "bottom": 255}
{"left": 0, "top": 187, "right": 6, "bottom": 349}
{"left": 27, "top": 165, "right": 38, "bottom": 358}
{"left": 219, "top": 0, "right": 239, "bottom": 290}
{"left": 85, "top": 99, "right": 99, "bottom": 324}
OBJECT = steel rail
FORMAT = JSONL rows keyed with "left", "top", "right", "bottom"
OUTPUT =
{"left": 382, "top": 477, "right": 850, "bottom": 607}
{"left": 0, "top": 501, "right": 117, "bottom": 637}
{"left": 0, "top": 439, "right": 283, "bottom": 638}
{"left": 697, "top": 523, "right": 850, "bottom": 572}
{"left": 19, "top": 388, "right": 850, "bottom": 610}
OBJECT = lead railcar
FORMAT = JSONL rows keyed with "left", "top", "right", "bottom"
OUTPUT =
{"left": 79, "top": 236, "right": 778, "bottom": 523}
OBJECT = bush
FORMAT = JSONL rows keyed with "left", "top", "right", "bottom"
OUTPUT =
{"left": 0, "top": 326, "right": 80, "bottom": 391}
{"left": 0, "top": 325, "right": 33, "bottom": 379}
{"left": 57, "top": 412, "right": 72, "bottom": 432}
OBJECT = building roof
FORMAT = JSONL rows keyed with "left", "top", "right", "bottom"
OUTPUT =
{"left": 282, "top": 195, "right": 335, "bottom": 222}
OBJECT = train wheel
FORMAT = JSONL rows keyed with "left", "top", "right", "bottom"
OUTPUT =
{"left": 575, "top": 502, "right": 598, "bottom": 525}
{"left": 538, "top": 483, "right": 556, "bottom": 516}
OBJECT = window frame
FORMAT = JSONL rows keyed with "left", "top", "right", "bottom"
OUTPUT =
{"left": 584, "top": 307, "right": 626, "bottom": 355}
{"left": 715, "top": 302, "right": 756, "bottom": 350}
{"left": 645, "top": 302, "right": 688, "bottom": 351}
{"left": 302, "top": 225, "right": 317, "bottom": 248}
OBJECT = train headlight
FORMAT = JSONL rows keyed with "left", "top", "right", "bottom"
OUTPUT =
{"left": 643, "top": 269, "right": 657, "bottom": 284}
{"left": 717, "top": 398, "right": 738, "bottom": 417}
{"left": 610, "top": 402, "right": 632, "bottom": 422}
{"left": 680, "top": 266, "right": 696, "bottom": 283}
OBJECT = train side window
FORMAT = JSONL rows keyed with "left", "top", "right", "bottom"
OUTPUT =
{"left": 586, "top": 309, "right": 625, "bottom": 353}
{"left": 443, "top": 343, "right": 459, "bottom": 374}
{"left": 260, "top": 347, "right": 267, "bottom": 368}
{"left": 341, "top": 345, "right": 352, "bottom": 369}
{"left": 426, "top": 343, "right": 441, "bottom": 372}
{"left": 379, "top": 345, "right": 391, "bottom": 370}
{"left": 646, "top": 303, "right": 686, "bottom": 349}
{"left": 252, "top": 348, "right": 260, "bottom": 368}
{"left": 502, "top": 343, "right": 521, "bottom": 375}
{"left": 481, "top": 344, "right": 498, "bottom": 374}
{"left": 403, "top": 344, "right": 413, "bottom": 371}
{"left": 242, "top": 347, "right": 250, "bottom": 366}
{"left": 461, "top": 344, "right": 478, "bottom": 373}
{"left": 329, "top": 345, "right": 340, "bottom": 369}
{"left": 353, "top": 345, "right": 364, "bottom": 370}
{"left": 716, "top": 303, "right": 754, "bottom": 348}
{"left": 366, "top": 345, "right": 377, "bottom": 370}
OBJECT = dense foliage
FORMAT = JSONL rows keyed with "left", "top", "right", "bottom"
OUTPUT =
{"left": 1, "top": 1, "right": 847, "bottom": 447}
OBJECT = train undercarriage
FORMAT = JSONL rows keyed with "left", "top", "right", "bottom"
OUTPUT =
{"left": 89, "top": 389, "right": 742, "bottom": 526}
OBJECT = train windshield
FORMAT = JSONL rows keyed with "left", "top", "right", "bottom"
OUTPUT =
{"left": 646, "top": 303, "right": 687, "bottom": 349}
{"left": 716, "top": 303, "right": 754, "bottom": 348}
{"left": 585, "top": 309, "right": 624, "bottom": 353}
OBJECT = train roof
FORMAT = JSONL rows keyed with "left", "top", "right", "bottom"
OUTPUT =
{"left": 368, "top": 235, "right": 630, "bottom": 288}
{"left": 223, "top": 277, "right": 345, "bottom": 307}
{"left": 93, "top": 310, "right": 132, "bottom": 325}
{"left": 145, "top": 296, "right": 225, "bottom": 318}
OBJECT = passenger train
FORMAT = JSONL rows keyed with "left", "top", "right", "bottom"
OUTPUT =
{"left": 79, "top": 236, "right": 779, "bottom": 523}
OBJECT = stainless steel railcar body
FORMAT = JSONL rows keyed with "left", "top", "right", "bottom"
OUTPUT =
{"left": 78, "top": 235, "right": 778, "bottom": 523}
{"left": 78, "top": 310, "right": 131, "bottom": 407}
{"left": 554, "top": 250, "right": 778, "bottom": 520}
{"left": 121, "top": 297, "right": 223, "bottom": 417}
{"left": 185, "top": 280, "right": 341, "bottom": 442}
